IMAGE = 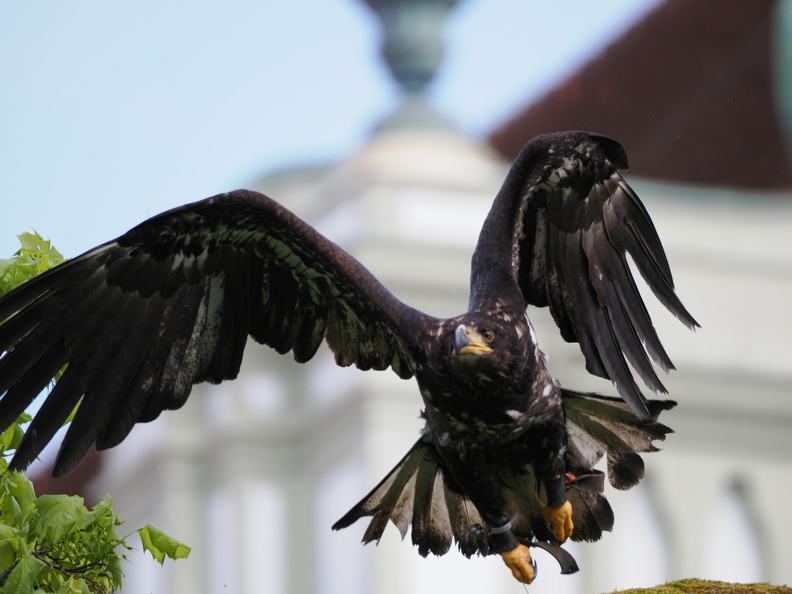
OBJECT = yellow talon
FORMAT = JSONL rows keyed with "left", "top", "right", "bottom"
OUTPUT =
{"left": 501, "top": 544, "right": 534, "bottom": 584}
{"left": 542, "top": 500, "right": 574, "bottom": 542}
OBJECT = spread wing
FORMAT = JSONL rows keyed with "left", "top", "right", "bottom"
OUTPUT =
{"left": 0, "top": 190, "right": 423, "bottom": 474}
{"left": 470, "top": 131, "right": 698, "bottom": 418}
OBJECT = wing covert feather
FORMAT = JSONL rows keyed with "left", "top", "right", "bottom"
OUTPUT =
{"left": 0, "top": 190, "right": 422, "bottom": 474}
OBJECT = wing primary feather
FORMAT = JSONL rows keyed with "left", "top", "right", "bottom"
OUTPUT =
{"left": 544, "top": 215, "right": 590, "bottom": 345}
{"left": 95, "top": 295, "right": 172, "bottom": 451}
{"left": 596, "top": 226, "right": 676, "bottom": 372}
{"left": 59, "top": 275, "right": 128, "bottom": 360}
{"left": 0, "top": 335, "right": 69, "bottom": 435}
{"left": 140, "top": 280, "right": 207, "bottom": 419}
{"left": 564, "top": 230, "right": 650, "bottom": 417}
{"left": 248, "top": 249, "right": 308, "bottom": 355}
{"left": 0, "top": 314, "right": 59, "bottom": 405}
{"left": 10, "top": 364, "right": 86, "bottom": 471}
{"left": 607, "top": 181, "right": 698, "bottom": 330}
{"left": 624, "top": 221, "right": 699, "bottom": 330}
{"left": 583, "top": 224, "right": 667, "bottom": 393}
{"left": 0, "top": 293, "right": 59, "bottom": 357}
{"left": 102, "top": 286, "right": 196, "bottom": 436}
{"left": 550, "top": 227, "right": 609, "bottom": 378}
{"left": 0, "top": 256, "right": 99, "bottom": 323}
{"left": 610, "top": 180, "right": 674, "bottom": 282}
{"left": 203, "top": 246, "right": 249, "bottom": 381}
{"left": 51, "top": 291, "right": 153, "bottom": 474}
{"left": 0, "top": 274, "right": 114, "bottom": 421}
{"left": 291, "top": 302, "right": 329, "bottom": 363}
{"left": 326, "top": 303, "right": 359, "bottom": 367}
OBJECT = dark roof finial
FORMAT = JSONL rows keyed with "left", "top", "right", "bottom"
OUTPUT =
{"left": 363, "top": 0, "right": 460, "bottom": 132}
{"left": 363, "top": 0, "right": 460, "bottom": 95}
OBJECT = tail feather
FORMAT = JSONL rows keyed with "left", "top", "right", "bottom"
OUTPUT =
{"left": 443, "top": 478, "right": 482, "bottom": 557}
{"left": 333, "top": 437, "right": 483, "bottom": 557}
{"left": 607, "top": 451, "right": 645, "bottom": 490}
{"left": 411, "top": 457, "right": 453, "bottom": 556}
{"left": 335, "top": 390, "right": 674, "bottom": 559}
{"left": 333, "top": 440, "right": 423, "bottom": 542}
{"left": 562, "top": 388, "right": 674, "bottom": 490}
{"left": 567, "top": 482, "right": 614, "bottom": 542}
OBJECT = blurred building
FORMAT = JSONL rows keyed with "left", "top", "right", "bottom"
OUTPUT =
{"left": 72, "top": 1, "right": 792, "bottom": 593}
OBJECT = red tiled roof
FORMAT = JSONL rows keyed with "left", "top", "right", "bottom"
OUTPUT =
{"left": 489, "top": 0, "right": 792, "bottom": 190}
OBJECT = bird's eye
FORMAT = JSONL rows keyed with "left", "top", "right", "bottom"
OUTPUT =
{"left": 481, "top": 330, "right": 494, "bottom": 342}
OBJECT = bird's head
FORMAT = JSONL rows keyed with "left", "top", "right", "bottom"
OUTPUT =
{"left": 448, "top": 312, "right": 532, "bottom": 379}
{"left": 453, "top": 324, "right": 496, "bottom": 358}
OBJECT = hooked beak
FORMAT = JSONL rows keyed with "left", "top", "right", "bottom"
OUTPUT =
{"left": 454, "top": 325, "right": 492, "bottom": 356}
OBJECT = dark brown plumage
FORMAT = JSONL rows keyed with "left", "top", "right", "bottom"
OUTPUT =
{"left": 0, "top": 131, "right": 696, "bottom": 580}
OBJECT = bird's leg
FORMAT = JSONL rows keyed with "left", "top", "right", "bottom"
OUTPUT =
{"left": 542, "top": 500, "right": 574, "bottom": 543}
{"left": 501, "top": 543, "right": 535, "bottom": 584}
{"left": 528, "top": 414, "right": 575, "bottom": 543}
{"left": 437, "top": 448, "right": 535, "bottom": 582}
{"left": 542, "top": 475, "right": 573, "bottom": 542}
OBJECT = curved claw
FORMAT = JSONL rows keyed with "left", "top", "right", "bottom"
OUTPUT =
{"left": 501, "top": 544, "right": 535, "bottom": 584}
{"left": 542, "top": 500, "right": 574, "bottom": 542}
{"left": 520, "top": 538, "right": 579, "bottom": 575}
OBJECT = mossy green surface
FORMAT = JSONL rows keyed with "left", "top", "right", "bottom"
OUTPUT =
{"left": 607, "top": 579, "right": 792, "bottom": 594}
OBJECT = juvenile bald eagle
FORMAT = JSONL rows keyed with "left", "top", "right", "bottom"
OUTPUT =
{"left": 0, "top": 131, "right": 696, "bottom": 583}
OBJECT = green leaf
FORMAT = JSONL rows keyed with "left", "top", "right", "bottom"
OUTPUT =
{"left": 137, "top": 524, "right": 191, "bottom": 565}
{"left": 0, "top": 527, "right": 19, "bottom": 576}
{"left": 0, "top": 259, "right": 14, "bottom": 282}
{"left": 0, "top": 472, "right": 36, "bottom": 520}
{"left": 0, "top": 413, "right": 31, "bottom": 457}
{"left": 1, "top": 232, "right": 64, "bottom": 298}
{"left": 75, "top": 497, "right": 112, "bottom": 531}
{"left": 0, "top": 552, "right": 47, "bottom": 594}
{"left": 32, "top": 495, "right": 83, "bottom": 547}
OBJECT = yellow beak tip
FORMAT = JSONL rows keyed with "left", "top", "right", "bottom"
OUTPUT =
{"left": 458, "top": 344, "right": 491, "bottom": 356}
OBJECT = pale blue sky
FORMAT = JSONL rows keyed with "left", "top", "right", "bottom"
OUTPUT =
{"left": 0, "top": 0, "right": 661, "bottom": 257}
